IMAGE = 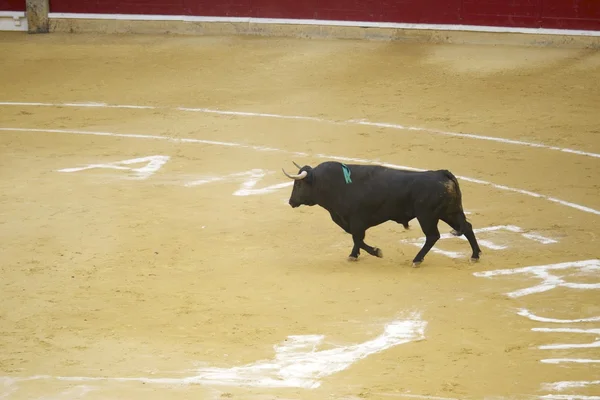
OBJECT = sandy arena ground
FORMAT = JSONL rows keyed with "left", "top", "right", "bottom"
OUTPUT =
{"left": 0, "top": 32, "right": 599, "bottom": 400}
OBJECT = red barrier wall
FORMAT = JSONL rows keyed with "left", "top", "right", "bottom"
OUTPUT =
{"left": 0, "top": 0, "right": 25, "bottom": 11}
{"left": 45, "top": 0, "right": 600, "bottom": 31}
{"left": 541, "top": 0, "right": 600, "bottom": 30}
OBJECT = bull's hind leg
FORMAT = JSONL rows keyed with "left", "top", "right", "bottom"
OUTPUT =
{"left": 441, "top": 212, "right": 482, "bottom": 262}
{"left": 412, "top": 216, "right": 441, "bottom": 267}
{"left": 464, "top": 229, "right": 482, "bottom": 262}
{"left": 348, "top": 230, "right": 383, "bottom": 261}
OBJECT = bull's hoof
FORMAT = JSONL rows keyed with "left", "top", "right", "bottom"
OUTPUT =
{"left": 451, "top": 229, "right": 463, "bottom": 237}
{"left": 403, "top": 223, "right": 410, "bottom": 230}
{"left": 470, "top": 251, "right": 482, "bottom": 263}
{"left": 374, "top": 248, "right": 383, "bottom": 258}
{"left": 412, "top": 261, "right": 422, "bottom": 268}
{"left": 347, "top": 256, "right": 359, "bottom": 262}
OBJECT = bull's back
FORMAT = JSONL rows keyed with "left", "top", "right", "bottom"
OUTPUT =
{"left": 319, "top": 163, "right": 461, "bottom": 214}
{"left": 374, "top": 168, "right": 463, "bottom": 211}
{"left": 340, "top": 168, "right": 421, "bottom": 220}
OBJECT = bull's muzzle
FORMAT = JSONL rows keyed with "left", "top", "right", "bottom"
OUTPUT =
{"left": 288, "top": 199, "right": 300, "bottom": 208}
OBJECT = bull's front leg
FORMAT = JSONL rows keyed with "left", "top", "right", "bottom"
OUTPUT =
{"left": 348, "top": 233, "right": 362, "bottom": 261}
{"left": 348, "top": 229, "right": 383, "bottom": 262}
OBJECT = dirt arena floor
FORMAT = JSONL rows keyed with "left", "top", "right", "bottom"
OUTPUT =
{"left": 1, "top": 31, "right": 599, "bottom": 400}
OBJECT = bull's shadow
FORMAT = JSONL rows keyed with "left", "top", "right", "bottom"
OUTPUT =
{"left": 282, "top": 161, "right": 482, "bottom": 267}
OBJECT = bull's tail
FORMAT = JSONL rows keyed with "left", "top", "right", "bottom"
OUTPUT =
{"left": 442, "top": 169, "right": 463, "bottom": 210}
{"left": 442, "top": 170, "right": 470, "bottom": 236}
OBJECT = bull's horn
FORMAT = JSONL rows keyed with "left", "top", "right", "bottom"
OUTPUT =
{"left": 282, "top": 168, "right": 308, "bottom": 180}
{"left": 293, "top": 161, "right": 302, "bottom": 169}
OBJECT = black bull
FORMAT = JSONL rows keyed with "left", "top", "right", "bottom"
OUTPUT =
{"left": 282, "top": 161, "right": 482, "bottom": 266}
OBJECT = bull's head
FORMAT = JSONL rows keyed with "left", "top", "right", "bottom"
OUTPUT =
{"left": 282, "top": 161, "right": 317, "bottom": 208}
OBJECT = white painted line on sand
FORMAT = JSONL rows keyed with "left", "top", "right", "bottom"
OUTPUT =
{"left": 538, "top": 341, "right": 600, "bottom": 350}
{"left": 234, "top": 180, "right": 294, "bottom": 196}
{"left": 541, "top": 358, "right": 600, "bottom": 364}
{"left": 184, "top": 170, "right": 263, "bottom": 187}
{"left": 0, "top": 313, "right": 426, "bottom": 389}
{"left": 184, "top": 169, "right": 294, "bottom": 195}
{"left": 465, "top": 225, "right": 557, "bottom": 245}
{"left": 543, "top": 380, "right": 600, "bottom": 392}
{"left": 400, "top": 236, "right": 502, "bottom": 259}
{"left": 177, "top": 106, "right": 325, "bottom": 123}
{"left": 2, "top": 126, "right": 599, "bottom": 216}
{"left": 536, "top": 327, "right": 600, "bottom": 349}
{"left": 540, "top": 396, "right": 600, "bottom": 400}
{"left": 475, "top": 258, "right": 600, "bottom": 277}
{"left": 351, "top": 119, "right": 600, "bottom": 159}
{"left": 57, "top": 155, "right": 170, "bottom": 180}
{"left": 377, "top": 393, "right": 458, "bottom": 400}
{"left": 64, "top": 102, "right": 154, "bottom": 109}
{"left": 472, "top": 238, "right": 507, "bottom": 250}
{"left": 1, "top": 101, "right": 599, "bottom": 159}
{"left": 183, "top": 176, "right": 227, "bottom": 186}
{"left": 400, "top": 224, "right": 557, "bottom": 258}
{"left": 473, "top": 259, "right": 600, "bottom": 298}
{"left": 522, "top": 232, "right": 558, "bottom": 245}
{"left": 533, "top": 328, "right": 600, "bottom": 334}
{"left": 518, "top": 309, "right": 600, "bottom": 324}
{"left": 0, "top": 127, "right": 280, "bottom": 153}
{"left": 539, "top": 341, "right": 600, "bottom": 350}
